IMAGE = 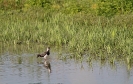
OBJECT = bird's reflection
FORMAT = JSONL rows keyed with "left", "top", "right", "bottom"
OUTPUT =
{"left": 37, "top": 59, "right": 51, "bottom": 73}
{"left": 43, "top": 59, "right": 51, "bottom": 73}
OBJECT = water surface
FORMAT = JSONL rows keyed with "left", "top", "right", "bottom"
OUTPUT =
{"left": 0, "top": 44, "right": 133, "bottom": 84}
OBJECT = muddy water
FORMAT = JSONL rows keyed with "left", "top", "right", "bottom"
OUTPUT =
{"left": 0, "top": 44, "right": 133, "bottom": 84}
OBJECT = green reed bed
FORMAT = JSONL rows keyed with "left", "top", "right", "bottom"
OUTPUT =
{"left": 0, "top": 9, "right": 133, "bottom": 63}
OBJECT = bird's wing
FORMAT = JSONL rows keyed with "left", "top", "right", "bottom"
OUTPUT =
{"left": 41, "top": 51, "right": 47, "bottom": 56}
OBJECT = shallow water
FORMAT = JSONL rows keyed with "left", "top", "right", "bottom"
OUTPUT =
{"left": 0, "top": 45, "right": 133, "bottom": 84}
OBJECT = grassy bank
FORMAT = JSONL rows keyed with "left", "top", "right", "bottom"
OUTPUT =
{"left": 0, "top": 0, "right": 133, "bottom": 63}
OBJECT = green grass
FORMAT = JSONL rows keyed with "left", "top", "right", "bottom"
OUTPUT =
{"left": 0, "top": 5, "right": 133, "bottom": 63}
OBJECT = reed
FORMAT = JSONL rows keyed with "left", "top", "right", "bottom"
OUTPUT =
{"left": 0, "top": 7, "right": 133, "bottom": 61}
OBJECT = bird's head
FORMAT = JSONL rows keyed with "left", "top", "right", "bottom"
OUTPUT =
{"left": 47, "top": 47, "right": 50, "bottom": 51}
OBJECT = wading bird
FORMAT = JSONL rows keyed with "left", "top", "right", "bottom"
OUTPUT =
{"left": 37, "top": 47, "right": 50, "bottom": 59}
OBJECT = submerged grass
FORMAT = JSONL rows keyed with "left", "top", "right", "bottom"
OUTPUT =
{"left": 0, "top": 8, "right": 133, "bottom": 62}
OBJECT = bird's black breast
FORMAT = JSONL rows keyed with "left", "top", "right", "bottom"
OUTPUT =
{"left": 47, "top": 51, "right": 50, "bottom": 55}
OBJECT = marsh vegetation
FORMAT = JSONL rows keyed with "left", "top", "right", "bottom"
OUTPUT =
{"left": 0, "top": 0, "right": 133, "bottom": 63}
